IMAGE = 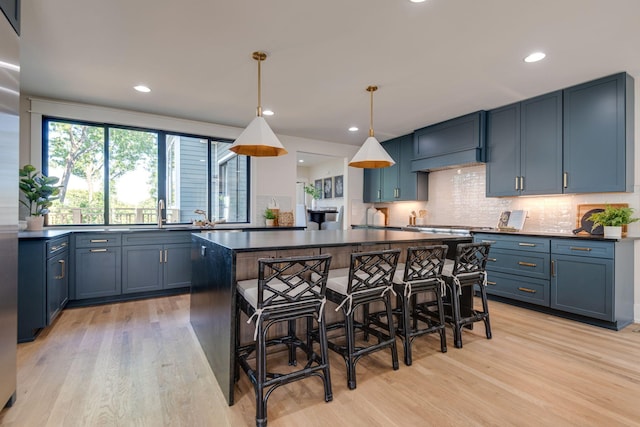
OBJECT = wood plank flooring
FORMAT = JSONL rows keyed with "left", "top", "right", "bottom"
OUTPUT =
{"left": 1, "top": 294, "right": 640, "bottom": 427}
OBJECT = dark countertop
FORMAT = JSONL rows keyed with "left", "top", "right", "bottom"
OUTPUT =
{"left": 18, "top": 225, "right": 304, "bottom": 240}
{"left": 470, "top": 228, "right": 640, "bottom": 241}
{"left": 195, "top": 229, "right": 468, "bottom": 252}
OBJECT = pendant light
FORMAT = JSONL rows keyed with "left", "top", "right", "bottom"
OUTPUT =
{"left": 348, "top": 85, "right": 395, "bottom": 168}
{"left": 230, "top": 51, "right": 287, "bottom": 157}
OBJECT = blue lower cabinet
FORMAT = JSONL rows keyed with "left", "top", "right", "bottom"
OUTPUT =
{"left": 551, "top": 253, "right": 613, "bottom": 321}
{"left": 122, "top": 245, "right": 164, "bottom": 293}
{"left": 164, "top": 243, "right": 192, "bottom": 289}
{"left": 485, "top": 271, "right": 549, "bottom": 306}
{"left": 75, "top": 247, "right": 122, "bottom": 298}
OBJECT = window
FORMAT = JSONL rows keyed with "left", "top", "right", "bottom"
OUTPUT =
{"left": 44, "top": 118, "right": 249, "bottom": 226}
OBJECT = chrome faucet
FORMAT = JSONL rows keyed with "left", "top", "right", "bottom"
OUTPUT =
{"left": 157, "top": 199, "right": 166, "bottom": 228}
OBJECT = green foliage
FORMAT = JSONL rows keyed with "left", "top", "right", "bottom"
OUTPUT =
{"left": 264, "top": 208, "right": 277, "bottom": 220}
{"left": 304, "top": 184, "right": 322, "bottom": 200}
{"left": 587, "top": 205, "right": 639, "bottom": 229}
{"left": 19, "top": 164, "right": 61, "bottom": 216}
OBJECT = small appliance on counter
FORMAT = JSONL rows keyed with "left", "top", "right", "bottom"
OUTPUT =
{"left": 497, "top": 210, "right": 527, "bottom": 231}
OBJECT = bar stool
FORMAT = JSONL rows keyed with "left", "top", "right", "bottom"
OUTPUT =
{"left": 441, "top": 242, "right": 492, "bottom": 349}
{"left": 236, "top": 254, "right": 333, "bottom": 427}
{"left": 316, "top": 248, "right": 400, "bottom": 390}
{"left": 384, "top": 245, "right": 449, "bottom": 365}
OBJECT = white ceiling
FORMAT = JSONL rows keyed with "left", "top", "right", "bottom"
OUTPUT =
{"left": 18, "top": 0, "right": 640, "bottom": 146}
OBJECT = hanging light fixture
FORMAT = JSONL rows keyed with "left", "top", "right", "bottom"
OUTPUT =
{"left": 348, "top": 85, "right": 395, "bottom": 168}
{"left": 229, "top": 51, "right": 287, "bottom": 157}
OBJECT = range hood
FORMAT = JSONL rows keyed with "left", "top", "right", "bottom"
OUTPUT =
{"left": 411, "top": 111, "right": 486, "bottom": 172}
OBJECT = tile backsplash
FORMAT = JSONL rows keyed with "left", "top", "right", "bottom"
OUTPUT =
{"left": 373, "top": 164, "right": 640, "bottom": 236}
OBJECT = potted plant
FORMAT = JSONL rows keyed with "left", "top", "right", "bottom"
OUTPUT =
{"left": 304, "top": 184, "right": 322, "bottom": 210}
{"left": 19, "top": 164, "right": 61, "bottom": 230}
{"left": 587, "top": 205, "right": 639, "bottom": 239}
{"left": 264, "top": 208, "right": 277, "bottom": 227}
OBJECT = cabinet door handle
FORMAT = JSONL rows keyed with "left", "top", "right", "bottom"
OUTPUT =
{"left": 90, "top": 248, "right": 107, "bottom": 252}
{"left": 563, "top": 172, "right": 568, "bottom": 188}
{"left": 518, "top": 287, "right": 537, "bottom": 294}
{"left": 164, "top": 249, "right": 168, "bottom": 263}
{"left": 518, "top": 243, "right": 536, "bottom": 247}
{"left": 90, "top": 239, "right": 108, "bottom": 243}
{"left": 518, "top": 261, "right": 537, "bottom": 267}
{"left": 377, "top": 189, "right": 381, "bottom": 200}
{"left": 570, "top": 246, "right": 592, "bottom": 252}
{"left": 160, "top": 250, "right": 163, "bottom": 264}
{"left": 481, "top": 240, "right": 496, "bottom": 244}
{"left": 55, "top": 259, "right": 65, "bottom": 279}
{"left": 551, "top": 260, "right": 555, "bottom": 277}
{"left": 487, "top": 281, "right": 497, "bottom": 286}
{"left": 515, "top": 176, "right": 519, "bottom": 191}
{"left": 488, "top": 257, "right": 497, "bottom": 262}
{"left": 520, "top": 176, "right": 524, "bottom": 191}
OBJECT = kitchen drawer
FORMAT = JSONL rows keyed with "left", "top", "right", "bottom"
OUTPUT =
{"left": 551, "top": 239, "right": 613, "bottom": 259}
{"left": 75, "top": 233, "right": 122, "bottom": 248}
{"left": 486, "top": 271, "right": 549, "bottom": 306}
{"left": 474, "top": 233, "right": 549, "bottom": 253}
{"left": 486, "top": 248, "right": 549, "bottom": 280}
{"left": 46, "top": 236, "right": 69, "bottom": 256}
{"left": 122, "top": 231, "right": 192, "bottom": 246}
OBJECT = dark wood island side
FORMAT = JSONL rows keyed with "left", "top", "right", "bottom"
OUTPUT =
{"left": 189, "top": 229, "right": 470, "bottom": 405}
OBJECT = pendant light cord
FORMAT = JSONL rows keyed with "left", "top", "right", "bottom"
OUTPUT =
{"left": 253, "top": 51, "right": 267, "bottom": 117}
{"left": 367, "top": 85, "right": 378, "bottom": 137}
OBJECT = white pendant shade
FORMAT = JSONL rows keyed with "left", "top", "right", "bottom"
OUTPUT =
{"left": 349, "top": 136, "right": 396, "bottom": 168}
{"left": 229, "top": 116, "right": 288, "bottom": 157}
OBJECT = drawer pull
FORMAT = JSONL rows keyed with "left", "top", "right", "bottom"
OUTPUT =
{"left": 488, "top": 257, "right": 497, "bottom": 262}
{"left": 90, "top": 248, "right": 107, "bottom": 253}
{"left": 570, "top": 246, "right": 592, "bottom": 252}
{"left": 481, "top": 240, "right": 496, "bottom": 244}
{"left": 518, "top": 243, "right": 536, "bottom": 247}
{"left": 487, "top": 281, "right": 497, "bottom": 286}
{"left": 90, "top": 239, "right": 109, "bottom": 243}
{"left": 518, "top": 287, "right": 537, "bottom": 294}
{"left": 551, "top": 260, "right": 555, "bottom": 277}
{"left": 518, "top": 261, "right": 537, "bottom": 267}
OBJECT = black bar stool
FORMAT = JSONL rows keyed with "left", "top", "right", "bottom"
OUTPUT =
{"left": 314, "top": 248, "right": 400, "bottom": 390}
{"left": 388, "top": 245, "right": 449, "bottom": 365}
{"left": 441, "top": 242, "right": 492, "bottom": 348}
{"left": 236, "top": 254, "right": 333, "bottom": 427}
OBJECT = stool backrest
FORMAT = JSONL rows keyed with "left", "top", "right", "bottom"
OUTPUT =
{"left": 348, "top": 249, "right": 400, "bottom": 294}
{"left": 403, "top": 245, "right": 448, "bottom": 282}
{"left": 451, "top": 242, "right": 491, "bottom": 277}
{"left": 257, "top": 254, "right": 332, "bottom": 309}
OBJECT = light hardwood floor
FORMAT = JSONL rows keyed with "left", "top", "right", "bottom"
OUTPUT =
{"left": 1, "top": 294, "right": 640, "bottom": 427}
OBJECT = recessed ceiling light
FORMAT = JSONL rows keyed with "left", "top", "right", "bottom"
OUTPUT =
{"left": 524, "top": 52, "right": 546, "bottom": 63}
{"left": 409, "top": 0, "right": 427, "bottom": 3}
{"left": 134, "top": 85, "right": 151, "bottom": 93}
{"left": 298, "top": 159, "right": 304, "bottom": 163}
{"left": 348, "top": 126, "right": 359, "bottom": 132}
{"left": 263, "top": 109, "right": 274, "bottom": 116}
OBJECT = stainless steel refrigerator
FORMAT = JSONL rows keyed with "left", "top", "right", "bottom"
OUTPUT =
{"left": 0, "top": 2, "right": 20, "bottom": 410}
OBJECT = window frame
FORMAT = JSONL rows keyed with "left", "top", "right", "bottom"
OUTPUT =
{"left": 41, "top": 115, "right": 250, "bottom": 226}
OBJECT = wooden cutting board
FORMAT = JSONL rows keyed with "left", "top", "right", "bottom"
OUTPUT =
{"left": 576, "top": 203, "right": 629, "bottom": 236}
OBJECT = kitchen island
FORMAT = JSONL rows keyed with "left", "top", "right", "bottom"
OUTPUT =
{"left": 190, "top": 229, "right": 470, "bottom": 405}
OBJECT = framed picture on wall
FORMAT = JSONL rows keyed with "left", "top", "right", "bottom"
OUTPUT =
{"left": 314, "top": 179, "right": 323, "bottom": 198}
{"left": 323, "top": 177, "right": 333, "bottom": 199}
{"left": 334, "top": 175, "right": 343, "bottom": 198}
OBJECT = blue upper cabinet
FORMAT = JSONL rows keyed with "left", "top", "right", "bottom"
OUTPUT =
{"left": 486, "top": 91, "right": 563, "bottom": 196}
{"left": 563, "top": 73, "right": 634, "bottom": 193}
{"left": 363, "top": 134, "right": 428, "bottom": 203}
{"left": 411, "top": 111, "right": 486, "bottom": 172}
{"left": 0, "top": 0, "right": 20, "bottom": 35}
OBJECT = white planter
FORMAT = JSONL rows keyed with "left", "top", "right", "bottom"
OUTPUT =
{"left": 311, "top": 198, "right": 318, "bottom": 210}
{"left": 26, "top": 215, "right": 44, "bottom": 231}
{"left": 265, "top": 219, "right": 275, "bottom": 227}
{"left": 603, "top": 226, "right": 622, "bottom": 239}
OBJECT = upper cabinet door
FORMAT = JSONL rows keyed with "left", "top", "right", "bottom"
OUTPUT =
{"left": 486, "top": 103, "right": 520, "bottom": 197}
{"left": 0, "top": 0, "right": 20, "bottom": 35}
{"left": 381, "top": 138, "right": 400, "bottom": 201}
{"left": 563, "top": 73, "right": 634, "bottom": 194}
{"left": 520, "top": 91, "right": 563, "bottom": 196}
